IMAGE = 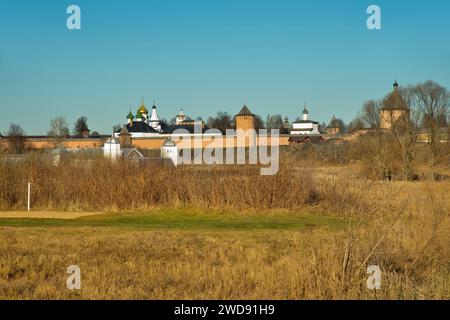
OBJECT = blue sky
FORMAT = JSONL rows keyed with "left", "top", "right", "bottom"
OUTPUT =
{"left": 0, "top": 0, "right": 449, "bottom": 134}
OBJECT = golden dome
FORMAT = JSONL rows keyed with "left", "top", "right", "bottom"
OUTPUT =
{"left": 138, "top": 104, "right": 148, "bottom": 114}
{"left": 137, "top": 97, "right": 148, "bottom": 114}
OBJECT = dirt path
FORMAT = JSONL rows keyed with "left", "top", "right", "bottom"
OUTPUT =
{"left": 0, "top": 211, "right": 106, "bottom": 219}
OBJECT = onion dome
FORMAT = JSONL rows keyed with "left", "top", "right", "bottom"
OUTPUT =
{"left": 381, "top": 81, "right": 409, "bottom": 111}
{"left": 302, "top": 106, "right": 309, "bottom": 115}
{"left": 138, "top": 98, "right": 148, "bottom": 114}
{"left": 138, "top": 104, "right": 148, "bottom": 114}
{"left": 136, "top": 110, "right": 143, "bottom": 119}
{"left": 127, "top": 111, "right": 134, "bottom": 120}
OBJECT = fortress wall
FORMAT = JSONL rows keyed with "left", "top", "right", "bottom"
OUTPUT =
{"left": 1, "top": 135, "right": 298, "bottom": 151}
{"left": 0, "top": 138, "right": 105, "bottom": 150}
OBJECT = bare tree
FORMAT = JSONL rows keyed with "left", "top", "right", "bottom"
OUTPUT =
{"left": 254, "top": 114, "right": 265, "bottom": 130}
{"left": 319, "top": 122, "right": 327, "bottom": 133}
{"left": 414, "top": 81, "right": 449, "bottom": 169}
{"left": 361, "top": 100, "right": 381, "bottom": 129}
{"left": 113, "top": 124, "right": 122, "bottom": 132}
{"left": 207, "top": 112, "right": 233, "bottom": 133}
{"left": 347, "top": 117, "right": 366, "bottom": 133}
{"left": 328, "top": 117, "right": 346, "bottom": 133}
{"left": 265, "top": 114, "right": 284, "bottom": 130}
{"left": 48, "top": 117, "right": 70, "bottom": 148}
{"left": 6, "top": 124, "right": 26, "bottom": 154}
{"left": 389, "top": 87, "right": 422, "bottom": 181}
{"left": 360, "top": 99, "right": 400, "bottom": 180}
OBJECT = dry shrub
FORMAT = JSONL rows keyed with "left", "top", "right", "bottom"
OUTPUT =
{"left": 285, "top": 142, "right": 350, "bottom": 165}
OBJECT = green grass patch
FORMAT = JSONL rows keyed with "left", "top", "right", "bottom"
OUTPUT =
{"left": 0, "top": 208, "right": 346, "bottom": 231}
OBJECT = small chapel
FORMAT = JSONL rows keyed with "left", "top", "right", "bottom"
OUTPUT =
{"left": 290, "top": 104, "right": 320, "bottom": 135}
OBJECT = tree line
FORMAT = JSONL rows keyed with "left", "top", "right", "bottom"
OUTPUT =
{"left": 2, "top": 116, "right": 99, "bottom": 153}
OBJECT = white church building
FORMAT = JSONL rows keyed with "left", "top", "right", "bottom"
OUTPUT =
{"left": 290, "top": 105, "right": 320, "bottom": 135}
{"left": 114, "top": 99, "right": 162, "bottom": 138}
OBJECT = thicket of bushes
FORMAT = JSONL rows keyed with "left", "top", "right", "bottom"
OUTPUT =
{"left": 285, "top": 137, "right": 450, "bottom": 180}
{"left": 1, "top": 137, "right": 448, "bottom": 211}
{"left": 0, "top": 157, "right": 365, "bottom": 212}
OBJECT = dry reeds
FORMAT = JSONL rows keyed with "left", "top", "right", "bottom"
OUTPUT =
{"left": 0, "top": 157, "right": 325, "bottom": 212}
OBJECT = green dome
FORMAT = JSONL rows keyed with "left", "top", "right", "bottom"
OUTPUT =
{"left": 127, "top": 111, "right": 134, "bottom": 120}
{"left": 136, "top": 110, "right": 143, "bottom": 118}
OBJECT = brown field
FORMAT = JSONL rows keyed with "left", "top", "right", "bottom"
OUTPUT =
{"left": 0, "top": 156, "right": 449, "bottom": 299}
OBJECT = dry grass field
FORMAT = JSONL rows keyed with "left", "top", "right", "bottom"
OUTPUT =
{"left": 0, "top": 158, "right": 449, "bottom": 299}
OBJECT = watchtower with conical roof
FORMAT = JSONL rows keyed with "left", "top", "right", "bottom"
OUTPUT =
{"left": 119, "top": 126, "right": 132, "bottom": 148}
{"left": 235, "top": 105, "right": 255, "bottom": 131}
{"left": 380, "top": 81, "right": 410, "bottom": 130}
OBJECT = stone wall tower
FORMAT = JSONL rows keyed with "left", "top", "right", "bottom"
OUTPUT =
{"left": 380, "top": 81, "right": 410, "bottom": 130}
{"left": 235, "top": 105, "right": 255, "bottom": 132}
{"left": 119, "top": 126, "right": 132, "bottom": 148}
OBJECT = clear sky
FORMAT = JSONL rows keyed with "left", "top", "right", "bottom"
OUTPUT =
{"left": 0, "top": 0, "right": 449, "bottom": 135}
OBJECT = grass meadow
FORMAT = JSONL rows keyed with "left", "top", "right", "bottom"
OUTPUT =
{"left": 0, "top": 156, "right": 449, "bottom": 299}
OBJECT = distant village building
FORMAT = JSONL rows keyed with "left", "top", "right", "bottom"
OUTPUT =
{"left": 380, "top": 81, "right": 410, "bottom": 130}
{"left": 326, "top": 116, "right": 341, "bottom": 135}
{"left": 290, "top": 105, "right": 320, "bottom": 135}
{"left": 163, "top": 107, "right": 214, "bottom": 136}
{"left": 288, "top": 136, "right": 325, "bottom": 144}
{"left": 417, "top": 127, "right": 450, "bottom": 143}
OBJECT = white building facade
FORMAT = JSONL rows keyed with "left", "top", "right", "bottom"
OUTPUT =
{"left": 161, "top": 139, "right": 178, "bottom": 166}
{"left": 103, "top": 137, "right": 122, "bottom": 161}
{"left": 290, "top": 106, "right": 320, "bottom": 135}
